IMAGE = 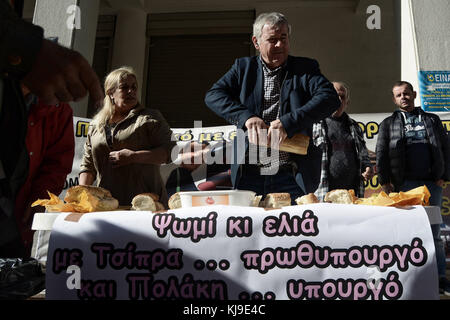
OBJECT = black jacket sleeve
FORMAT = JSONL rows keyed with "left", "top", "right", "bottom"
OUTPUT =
{"left": 278, "top": 59, "right": 340, "bottom": 138}
{"left": 204, "top": 59, "right": 256, "bottom": 130}
{"left": 434, "top": 115, "right": 450, "bottom": 180}
{"left": 376, "top": 117, "right": 392, "bottom": 185}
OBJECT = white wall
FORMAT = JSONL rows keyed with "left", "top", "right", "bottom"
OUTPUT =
{"left": 32, "top": 0, "right": 100, "bottom": 117}
{"left": 33, "top": 0, "right": 76, "bottom": 47}
{"left": 253, "top": 1, "right": 400, "bottom": 114}
{"left": 411, "top": 0, "right": 450, "bottom": 70}
{"left": 110, "top": 8, "right": 147, "bottom": 102}
{"left": 28, "top": 0, "right": 402, "bottom": 116}
{"left": 136, "top": 0, "right": 401, "bottom": 114}
{"left": 401, "top": 0, "right": 419, "bottom": 91}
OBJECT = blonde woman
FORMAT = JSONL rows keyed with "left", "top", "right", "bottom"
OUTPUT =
{"left": 79, "top": 66, "right": 176, "bottom": 207}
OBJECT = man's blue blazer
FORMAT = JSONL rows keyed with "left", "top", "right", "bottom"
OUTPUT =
{"left": 204, "top": 55, "right": 340, "bottom": 194}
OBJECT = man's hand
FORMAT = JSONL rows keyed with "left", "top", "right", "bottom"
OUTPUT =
{"left": 22, "top": 39, "right": 104, "bottom": 106}
{"left": 361, "top": 166, "right": 374, "bottom": 181}
{"left": 268, "top": 119, "right": 287, "bottom": 148}
{"left": 179, "top": 142, "right": 209, "bottom": 171}
{"left": 381, "top": 183, "right": 394, "bottom": 194}
{"left": 245, "top": 116, "right": 269, "bottom": 145}
{"left": 109, "top": 149, "right": 135, "bottom": 168}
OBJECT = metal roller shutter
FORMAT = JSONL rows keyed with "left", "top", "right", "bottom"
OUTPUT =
{"left": 146, "top": 11, "right": 255, "bottom": 128}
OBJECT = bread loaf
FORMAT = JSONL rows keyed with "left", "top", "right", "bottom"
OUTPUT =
{"left": 131, "top": 193, "right": 160, "bottom": 211}
{"left": 258, "top": 133, "right": 309, "bottom": 155}
{"left": 324, "top": 189, "right": 355, "bottom": 204}
{"left": 168, "top": 192, "right": 182, "bottom": 209}
{"left": 252, "top": 195, "right": 263, "bottom": 207}
{"left": 64, "top": 185, "right": 119, "bottom": 212}
{"left": 264, "top": 193, "right": 291, "bottom": 208}
{"left": 295, "top": 193, "right": 319, "bottom": 205}
{"left": 278, "top": 133, "right": 310, "bottom": 155}
{"left": 154, "top": 201, "right": 166, "bottom": 211}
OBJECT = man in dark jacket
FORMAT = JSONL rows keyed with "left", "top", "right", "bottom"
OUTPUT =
{"left": 376, "top": 80, "right": 450, "bottom": 296}
{"left": 204, "top": 12, "right": 340, "bottom": 203}
{"left": 313, "top": 82, "right": 374, "bottom": 201}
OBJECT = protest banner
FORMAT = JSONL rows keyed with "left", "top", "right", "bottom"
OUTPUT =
{"left": 45, "top": 204, "right": 438, "bottom": 300}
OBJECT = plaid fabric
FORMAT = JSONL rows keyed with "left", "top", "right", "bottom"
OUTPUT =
{"left": 312, "top": 114, "right": 371, "bottom": 201}
{"left": 259, "top": 58, "right": 290, "bottom": 169}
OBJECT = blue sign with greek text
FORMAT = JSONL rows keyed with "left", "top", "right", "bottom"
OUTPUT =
{"left": 418, "top": 71, "right": 450, "bottom": 112}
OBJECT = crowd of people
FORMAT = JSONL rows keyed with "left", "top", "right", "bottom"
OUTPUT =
{"left": 0, "top": 2, "right": 448, "bottom": 296}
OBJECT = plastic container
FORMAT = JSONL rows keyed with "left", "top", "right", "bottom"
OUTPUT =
{"left": 178, "top": 190, "right": 256, "bottom": 207}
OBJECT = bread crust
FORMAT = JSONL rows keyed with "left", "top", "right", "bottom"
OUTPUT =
{"left": 265, "top": 193, "right": 291, "bottom": 208}
{"left": 96, "top": 198, "right": 120, "bottom": 211}
{"left": 64, "top": 185, "right": 119, "bottom": 211}
{"left": 131, "top": 194, "right": 157, "bottom": 211}
{"left": 134, "top": 192, "right": 160, "bottom": 201}
{"left": 324, "top": 189, "right": 354, "bottom": 204}
{"left": 168, "top": 192, "right": 182, "bottom": 209}
{"left": 266, "top": 193, "right": 291, "bottom": 201}
{"left": 252, "top": 195, "right": 263, "bottom": 207}
{"left": 154, "top": 201, "right": 166, "bottom": 211}
{"left": 295, "top": 193, "right": 319, "bottom": 205}
{"left": 64, "top": 185, "right": 113, "bottom": 202}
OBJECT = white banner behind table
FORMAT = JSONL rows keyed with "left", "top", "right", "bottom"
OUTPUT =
{"left": 66, "top": 112, "right": 450, "bottom": 193}
{"left": 46, "top": 204, "right": 438, "bottom": 300}
{"left": 64, "top": 113, "right": 450, "bottom": 228}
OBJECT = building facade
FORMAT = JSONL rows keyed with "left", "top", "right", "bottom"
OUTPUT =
{"left": 21, "top": 0, "right": 450, "bottom": 127}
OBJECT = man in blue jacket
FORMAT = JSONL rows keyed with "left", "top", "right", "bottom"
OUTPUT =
{"left": 204, "top": 12, "right": 340, "bottom": 203}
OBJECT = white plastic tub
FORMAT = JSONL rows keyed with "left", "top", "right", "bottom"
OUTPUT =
{"left": 178, "top": 190, "right": 256, "bottom": 207}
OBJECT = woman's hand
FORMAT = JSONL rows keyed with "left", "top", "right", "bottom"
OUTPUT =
{"left": 109, "top": 149, "right": 135, "bottom": 167}
{"left": 79, "top": 172, "right": 95, "bottom": 185}
{"left": 109, "top": 148, "right": 170, "bottom": 167}
{"left": 178, "top": 142, "right": 209, "bottom": 171}
{"left": 361, "top": 166, "right": 374, "bottom": 181}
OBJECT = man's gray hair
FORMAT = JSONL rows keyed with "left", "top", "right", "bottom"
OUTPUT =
{"left": 253, "top": 12, "right": 291, "bottom": 41}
